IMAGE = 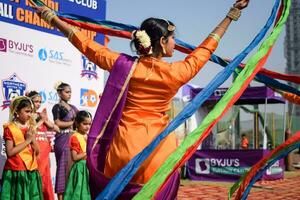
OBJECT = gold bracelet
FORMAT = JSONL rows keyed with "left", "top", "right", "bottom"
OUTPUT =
{"left": 45, "top": 11, "right": 56, "bottom": 25}
{"left": 41, "top": 9, "right": 57, "bottom": 25}
{"left": 41, "top": 9, "right": 51, "bottom": 20}
{"left": 227, "top": 7, "right": 241, "bottom": 21}
{"left": 208, "top": 33, "right": 221, "bottom": 42}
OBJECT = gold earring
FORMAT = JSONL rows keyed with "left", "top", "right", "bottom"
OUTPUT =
{"left": 162, "top": 47, "right": 166, "bottom": 54}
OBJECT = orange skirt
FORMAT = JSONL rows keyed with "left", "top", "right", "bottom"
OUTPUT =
{"left": 104, "top": 110, "right": 177, "bottom": 184}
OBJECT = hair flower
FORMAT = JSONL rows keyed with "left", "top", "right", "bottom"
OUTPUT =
{"left": 135, "top": 30, "right": 151, "bottom": 48}
{"left": 54, "top": 81, "right": 63, "bottom": 90}
{"left": 132, "top": 30, "right": 153, "bottom": 55}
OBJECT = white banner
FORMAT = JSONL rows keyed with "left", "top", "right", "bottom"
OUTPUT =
{"left": 0, "top": 21, "right": 105, "bottom": 179}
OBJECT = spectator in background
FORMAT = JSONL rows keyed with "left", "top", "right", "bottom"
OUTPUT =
{"left": 52, "top": 81, "right": 78, "bottom": 200}
{"left": 241, "top": 134, "right": 249, "bottom": 149}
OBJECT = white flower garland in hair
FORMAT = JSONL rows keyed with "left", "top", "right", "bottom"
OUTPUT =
{"left": 133, "top": 30, "right": 153, "bottom": 54}
{"left": 53, "top": 81, "right": 63, "bottom": 90}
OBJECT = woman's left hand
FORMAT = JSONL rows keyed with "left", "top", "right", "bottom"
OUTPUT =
{"left": 234, "top": 0, "right": 250, "bottom": 10}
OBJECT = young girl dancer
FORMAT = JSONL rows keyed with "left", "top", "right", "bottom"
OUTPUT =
{"left": 52, "top": 81, "right": 78, "bottom": 200}
{"left": 0, "top": 96, "right": 43, "bottom": 199}
{"left": 27, "top": 90, "right": 58, "bottom": 200}
{"left": 64, "top": 110, "right": 92, "bottom": 200}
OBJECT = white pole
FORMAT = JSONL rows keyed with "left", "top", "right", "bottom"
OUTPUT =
{"left": 263, "top": 98, "right": 268, "bottom": 149}
{"left": 283, "top": 100, "right": 287, "bottom": 145}
{"left": 232, "top": 119, "right": 235, "bottom": 149}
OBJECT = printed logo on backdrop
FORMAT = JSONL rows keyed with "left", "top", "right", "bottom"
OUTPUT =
{"left": 39, "top": 91, "right": 47, "bottom": 104}
{"left": 195, "top": 158, "right": 248, "bottom": 175}
{"left": 195, "top": 158, "right": 210, "bottom": 174}
{"left": 266, "top": 160, "right": 283, "bottom": 175}
{"left": 81, "top": 55, "right": 98, "bottom": 80}
{"left": 1, "top": 135, "right": 6, "bottom": 157}
{"left": 0, "top": 38, "right": 7, "bottom": 52}
{"left": 39, "top": 90, "right": 59, "bottom": 105}
{"left": 0, "top": 37, "right": 34, "bottom": 57}
{"left": 38, "top": 48, "right": 72, "bottom": 66}
{"left": 80, "top": 88, "right": 98, "bottom": 107}
{"left": 1, "top": 73, "right": 27, "bottom": 110}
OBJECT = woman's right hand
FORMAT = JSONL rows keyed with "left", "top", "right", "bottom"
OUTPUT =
{"left": 32, "top": 3, "right": 76, "bottom": 40}
{"left": 32, "top": 5, "right": 48, "bottom": 15}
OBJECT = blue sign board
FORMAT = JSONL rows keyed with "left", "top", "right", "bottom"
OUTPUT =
{"left": 0, "top": 0, "right": 106, "bottom": 43}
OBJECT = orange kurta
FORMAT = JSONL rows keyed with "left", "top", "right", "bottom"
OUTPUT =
{"left": 71, "top": 31, "right": 218, "bottom": 183}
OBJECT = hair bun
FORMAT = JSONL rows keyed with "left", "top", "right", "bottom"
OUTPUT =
{"left": 54, "top": 81, "right": 63, "bottom": 90}
{"left": 132, "top": 30, "right": 153, "bottom": 55}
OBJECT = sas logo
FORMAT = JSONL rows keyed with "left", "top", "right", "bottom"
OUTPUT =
{"left": 0, "top": 38, "right": 7, "bottom": 52}
{"left": 39, "top": 90, "right": 59, "bottom": 105}
{"left": 38, "top": 48, "right": 48, "bottom": 61}
{"left": 80, "top": 88, "right": 98, "bottom": 107}
{"left": 81, "top": 55, "right": 98, "bottom": 80}
{"left": 195, "top": 158, "right": 210, "bottom": 174}
{"left": 38, "top": 48, "right": 71, "bottom": 66}
{"left": 1, "top": 73, "right": 27, "bottom": 109}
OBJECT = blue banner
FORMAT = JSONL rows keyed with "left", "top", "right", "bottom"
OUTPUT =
{"left": 0, "top": 0, "right": 106, "bottom": 43}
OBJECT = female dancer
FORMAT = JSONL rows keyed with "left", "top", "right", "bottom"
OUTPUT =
{"left": 34, "top": 1, "right": 249, "bottom": 198}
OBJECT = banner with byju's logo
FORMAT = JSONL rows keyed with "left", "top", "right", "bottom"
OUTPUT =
{"left": 0, "top": 0, "right": 106, "bottom": 179}
{"left": 187, "top": 149, "right": 284, "bottom": 182}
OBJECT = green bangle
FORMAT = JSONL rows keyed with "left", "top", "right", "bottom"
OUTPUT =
{"left": 208, "top": 33, "right": 221, "bottom": 42}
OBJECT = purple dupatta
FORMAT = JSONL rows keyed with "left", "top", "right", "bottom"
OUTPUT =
{"left": 87, "top": 54, "right": 139, "bottom": 199}
{"left": 87, "top": 54, "right": 180, "bottom": 199}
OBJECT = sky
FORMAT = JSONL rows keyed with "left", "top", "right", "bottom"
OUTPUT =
{"left": 105, "top": 0, "right": 286, "bottom": 87}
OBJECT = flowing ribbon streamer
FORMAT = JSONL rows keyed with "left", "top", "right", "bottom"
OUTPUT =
{"left": 233, "top": 65, "right": 300, "bottom": 96}
{"left": 133, "top": 0, "right": 290, "bottom": 199}
{"left": 30, "top": 0, "right": 300, "bottom": 89}
{"left": 60, "top": 13, "right": 300, "bottom": 96}
{"left": 228, "top": 59, "right": 300, "bottom": 84}
{"left": 229, "top": 131, "right": 300, "bottom": 200}
{"left": 96, "top": 0, "right": 282, "bottom": 199}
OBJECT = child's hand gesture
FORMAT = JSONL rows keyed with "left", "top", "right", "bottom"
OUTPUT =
{"left": 25, "top": 131, "right": 34, "bottom": 143}
{"left": 40, "top": 108, "right": 48, "bottom": 121}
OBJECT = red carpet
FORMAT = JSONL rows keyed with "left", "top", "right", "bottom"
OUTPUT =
{"left": 178, "top": 174, "right": 300, "bottom": 199}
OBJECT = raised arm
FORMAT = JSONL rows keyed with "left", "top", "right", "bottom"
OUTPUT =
{"left": 171, "top": 0, "right": 249, "bottom": 84}
{"left": 34, "top": 6, "right": 119, "bottom": 71}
